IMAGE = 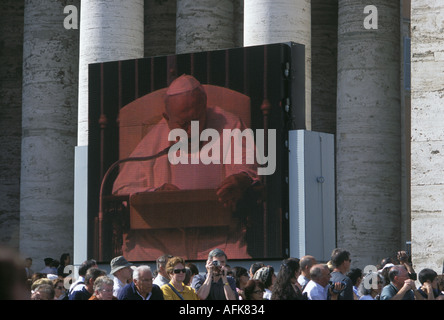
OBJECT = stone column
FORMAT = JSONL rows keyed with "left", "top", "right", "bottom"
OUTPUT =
{"left": 20, "top": 0, "right": 79, "bottom": 270}
{"left": 244, "top": 0, "right": 311, "bottom": 129}
{"left": 75, "top": 0, "right": 144, "bottom": 265}
{"left": 336, "top": 1, "right": 401, "bottom": 267}
{"left": 411, "top": 1, "right": 444, "bottom": 272}
{"left": 0, "top": 0, "right": 24, "bottom": 250}
{"left": 311, "top": 0, "right": 338, "bottom": 134}
{"left": 144, "top": 0, "right": 176, "bottom": 57}
{"left": 78, "top": 0, "right": 144, "bottom": 146}
{"left": 176, "top": 0, "right": 234, "bottom": 54}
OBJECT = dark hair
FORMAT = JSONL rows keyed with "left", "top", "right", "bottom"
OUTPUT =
{"left": 249, "top": 262, "right": 265, "bottom": 276}
{"left": 331, "top": 248, "right": 351, "bottom": 268}
{"left": 85, "top": 268, "right": 106, "bottom": 284}
{"left": 232, "top": 266, "right": 249, "bottom": 288}
{"left": 183, "top": 267, "right": 192, "bottom": 285}
{"left": 418, "top": 268, "right": 438, "bottom": 284}
{"left": 380, "top": 257, "right": 395, "bottom": 267}
{"left": 271, "top": 258, "right": 302, "bottom": 300}
{"left": 78, "top": 259, "right": 97, "bottom": 276}
{"left": 347, "top": 268, "right": 363, "bottom": 286}
{"left": 186, "top": 262, "right": 199, "bottom": 276}
{"left": 244, "top": 279, "right": 265, "bottom": 300}
{"left": 59, "top": 253, "right": 70, "bottom": 266}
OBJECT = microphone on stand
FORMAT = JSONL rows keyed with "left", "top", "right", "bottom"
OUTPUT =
{"left": 97, "top": 141, "right": 179, "bottom": 261}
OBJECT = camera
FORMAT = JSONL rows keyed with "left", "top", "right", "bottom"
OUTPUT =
{"left": 328, "top": 281, "right": 346, "bottom": 294}
{"left": 212, "top": 260, "right": 221, "bottom": 267}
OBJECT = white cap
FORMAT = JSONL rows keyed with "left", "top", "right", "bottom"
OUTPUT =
{"left": 166, "top": 74, "right": 202, "bottom": 96}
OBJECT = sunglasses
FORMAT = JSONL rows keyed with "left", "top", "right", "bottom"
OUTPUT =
{"left": 173, "top": 268, "right": 186, "bottom": 274}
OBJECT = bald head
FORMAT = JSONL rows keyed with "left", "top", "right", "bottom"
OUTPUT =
{"left": 300, "top": 255, "right": 317, "bottom": 277}
{"left": 310, "top": 264, "right": 331, "bottom": 287}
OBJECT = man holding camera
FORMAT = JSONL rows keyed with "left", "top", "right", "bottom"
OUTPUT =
{"left": 192, "top": 248, "right": 238, "bottom": 300}
{"left": 303, "top": 264, "right": 344, "bottom": 300}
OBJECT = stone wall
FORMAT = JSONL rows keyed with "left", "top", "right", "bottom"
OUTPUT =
{"left": 411, "top": 1, "right": 444, "bottom": 272}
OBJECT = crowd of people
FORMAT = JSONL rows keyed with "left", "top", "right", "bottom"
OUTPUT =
{"left": 1, "top": 246, "right": 444, "bottom": 300}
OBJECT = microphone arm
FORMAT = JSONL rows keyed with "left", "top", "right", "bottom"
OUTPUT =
{"left": 97, "top": 143, "right": 173, "bottom": 261}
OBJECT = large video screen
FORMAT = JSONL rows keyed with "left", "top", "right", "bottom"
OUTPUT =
{"left": 88, "top": 43, "right": 296, "bottom": 263}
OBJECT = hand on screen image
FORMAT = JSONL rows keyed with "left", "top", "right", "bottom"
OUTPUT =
{"left": 216, "top": 172, "right": 253, "bottom": 212}
{"left": 155, "top": 183, "right": 180, "bottom": 191}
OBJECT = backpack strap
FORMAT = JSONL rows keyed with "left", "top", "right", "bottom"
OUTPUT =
{"left": 168, "top": 283, "right": 185, "bottom": 300}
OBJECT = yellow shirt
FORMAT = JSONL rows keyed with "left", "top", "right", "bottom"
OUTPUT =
{"left": 161, "top": 281, "right": 199, "bottom": 300}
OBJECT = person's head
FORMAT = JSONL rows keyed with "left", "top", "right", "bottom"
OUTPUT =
{"left": 84, "top": 268, "right": 107, "bottom": 292}
{"left": 78, "top": 259, "right": 98, "bottom": 277}
{"left": 418, "top": 268, "right": 438, "bottom": 288}
{"left": 163, "top": 74, "right": 207, "bottom": 137}
{"left": 52, "top": 277, "right": 66, "bottom": 298}
{"left": 388, "top": 265, "right": 409, "bottom": 289}
{"left": 299, "top": 255, "right": 317, "bottom": 277}
{"left": 50, "top": 259, "right": 59, "bottom": 269}
{"left": 436, "top": 275, "right": 444, "bottom": 292}
{"left": 0, "top": 247, "right": 30, "bottom": 300}
{"left": 347, "top": 268, "right": 363, "bottom": 287}
{"left": 156, "top": 254, "right": 173, "bottom": 276}
{"left": 31, "top": 284, "right": 54, "bottom": 300}
{"left": 110, "top": 256, "right": 133, "bottom": 282}
{"left": 232, "top": 266, "right": 250, "bottom": 289}
{"left": 93, "top": 276, "right": 114, "bottom": 300}
{"left": 253, "top": 266, "right": 276, "bottom": 290}
{"left": 310, "top": 264, "right": 331, "bottom": 287}
{"left": 380, "top": 257, "right": 395, "bottom": 268}
{"left": 277, "top": 258, "right": 301, "bottom": 284}
{"left": 24, "top": 258, "right": 32, "bottom": 268}
{"left": 183, "top": 267, "right": 192, "bottom": 286}
{"left": 166, "top": 256, "right": 187, "bottom": 285}
{"left": 208, "top": 248, "right": 228, "bottom": 267}
{"left": 186, "top": 262, "right": 199, "bottom": 277}
{"left": 249, "top": 262, "right": 265, "bottom": 278}
{"left": 133, "top": 266, "right": 153, "bottom": 297}
{"left": 331, "top": 248, "right": 351, "bottom": 272}
{"left": 44, "top": 258, "right": 53, "bottom": 267}
{"left": 358, "top": 272, "right": 384, "bottom": 297}
{"left": 244, "top": 279, "right": 265, "bottom": 300}
{"left": 59, "top": 253, "right": 70, "bottom": 266}
{"left": 31, "top": 278, "right": 53, "bottom": 292}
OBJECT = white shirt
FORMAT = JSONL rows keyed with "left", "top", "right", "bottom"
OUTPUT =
{"left": 136, "top": 290, "right": 153, "bottom": 300}
{"left": 153, "top": 274, "right": 170, "bottom": 288}
{"left": 69, "top": 276, "right": 85, "bottom": 295}
{"left": 113, "top": 276, "right": 126, "bottom": 297}
{"left": 298, "top": 275, "right": 310, "bottom": 288}
{"left": 263, "top": 288, "right": 272, "bottom": 300}
{"left": 303, "top": 280, "right": 329, "bottom": 300}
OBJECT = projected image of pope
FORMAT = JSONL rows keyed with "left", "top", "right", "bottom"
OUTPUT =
{"left": 112, "top": 74, "right": 262, "bottom": 260}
